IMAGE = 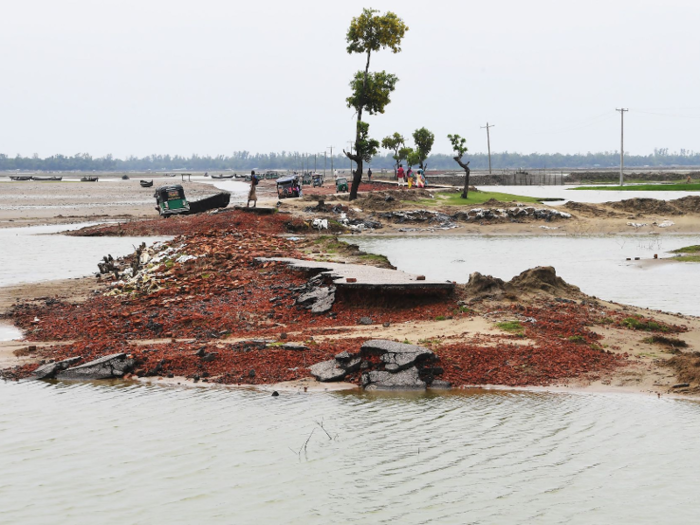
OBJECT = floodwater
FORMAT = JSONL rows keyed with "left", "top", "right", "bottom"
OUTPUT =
{"left": 0, "top": 223, "right": 169, "bottom": 288}
{"left": 2, "top": 211, "right": 700, "bottom": 523}
{"left": 2, "top": 381, "right": 700, "bottom": 523}
{"left": 352, "top": 234, "right": 700, "bottom": 316}
{"left": 468, "top": 184, "right": 700, "bottom": 205}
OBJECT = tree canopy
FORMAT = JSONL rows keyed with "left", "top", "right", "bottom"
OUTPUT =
{"left": 412, "top": 127, "right": 435, "bottom": 170}
{"left": 346, "top": 8, "right": 408, "bottom": 56}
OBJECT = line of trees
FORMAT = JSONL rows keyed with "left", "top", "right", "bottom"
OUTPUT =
{"left": 3, "top": 150, "right": 700, "bottom": 172}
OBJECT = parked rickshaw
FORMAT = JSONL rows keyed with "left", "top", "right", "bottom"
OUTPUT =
{"left": 154, "top": 184, "right": 190, "bottom": 217}
{"left": 312, "top": 173, "right": 324, "bottom": 187}
{"left": 335, "top": 177, "right": 348, "bottom": 193}
{"left": 302, "top": 173, "right": 312, "bottom": 185}
{"left": 276, "top": 175, "right": 302, "bottom": 199}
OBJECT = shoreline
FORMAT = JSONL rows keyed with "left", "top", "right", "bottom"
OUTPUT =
{"left": 2, "top": 185, "right": 700, "bottom": 396}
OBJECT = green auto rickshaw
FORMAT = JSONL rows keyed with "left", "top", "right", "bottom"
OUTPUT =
{"left": 312, "top": 173, "right": 324, "bottom": 187}
{"left": 302, "top": 173, "right": 312, "bottom": 185}
{"left": 154, "top": 185, "right": 190, "bottom": 217}
{"left": 335, "top": 177, "right": 348, "bottom": 192}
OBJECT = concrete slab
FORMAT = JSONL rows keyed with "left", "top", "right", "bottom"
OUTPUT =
{"left": 258, "top": 257, "right": 454, "bottom": 293}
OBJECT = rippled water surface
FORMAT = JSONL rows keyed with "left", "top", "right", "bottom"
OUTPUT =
{"left": 352, "top": 235, "right": 700, "bottom": 316}
{"left": 2, "top": 381, "right": 700, "bottom": 524}
{"left": 0, "top": 223, "right": 169, "bottom": 287}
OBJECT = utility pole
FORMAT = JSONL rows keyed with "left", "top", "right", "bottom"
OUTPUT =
{"left": 328, "top": 146, "right": 334, "bottom": 177}
{"left": 324, "top": 151, "right": 327, "bottom": 177}
{"left": 616, "top": 108, "right": 628, "bottom": 186}
{"left": 481, "top": 122, "right": 495, "bottom": 174}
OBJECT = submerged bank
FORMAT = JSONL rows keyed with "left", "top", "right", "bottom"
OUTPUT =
{"left": 2, "top": 205, "right": 698, "bottom": 396}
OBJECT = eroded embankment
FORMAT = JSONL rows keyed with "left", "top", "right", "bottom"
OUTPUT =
{"left": 2, "top": 207, "right": 694, "bottom": 392}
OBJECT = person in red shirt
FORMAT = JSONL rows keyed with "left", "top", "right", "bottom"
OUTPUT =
{"left": 397, "top": 164, "right": 405, "bottom": 187}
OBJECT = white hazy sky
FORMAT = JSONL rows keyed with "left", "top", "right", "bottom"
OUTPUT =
{"left": 2, "top": 0, "right": 700, "bottom": 158}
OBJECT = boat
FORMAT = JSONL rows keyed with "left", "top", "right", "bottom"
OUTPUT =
{"left": 9, "top": 176, "right": 32, "bottom": 181}
{"left": 81, "top": 176, "right": 99, "bottom": 182}
{"left": 140, "top": 180, "right": 154, "bottom": 188}
{"left": 164, "top": 173, "right": 177, "bottom": 177}
{"left": 32, "top": 176, "right": 62, "bottom": 181}
{"left": 187, "top": 192, "right": 231, "bottom": 214}
{"left": 210, "top": 174, "right": 234, "bottom": 179}
{"left": 121, "top": 175, "right": 130, "bottom": 180}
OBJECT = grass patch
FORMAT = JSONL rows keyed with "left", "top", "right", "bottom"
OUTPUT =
{"left": 622, "top": 316, "right": 670, "bottom": 333}
{"left": 496, "top": 321, "right": 523, "bottom": 333}
{"left": 568, "top": 335, "right": 586, "bottom": 344}
{"left": 435, "top": 315, "right": 446, "bottom": 321}
{"left": 571, "top": 183, "right": 700, "bottom": 191}
{"left": 418, "top": 191, "right": 544, "bottom": 206}
{"left": 359, "top": 253, "right": 392, "bottom": 265}
{"left": 676, "top": 255, "right": 700, "bottom": 263}
{"left": 642, "top": 335, "right": 688, "bottom": 349}
{"left": 671, "top": 245, "right": 700, "bottom": 254}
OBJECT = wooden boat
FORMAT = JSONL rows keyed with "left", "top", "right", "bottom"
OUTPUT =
{"left": 32, "top": 176, "right": 62, "bottom": 181}
{"left": 187, "top": 192, "right": 231, "bottom": 214}
{"left": 9, "top": 175, "right": 32, "bottom": 181}
{"left": 164, "top": 173, "right": 177, "bottom": 177}
{"left": 121, "top": 174, "right": 130, "bottom": 180}
{"left": 210, "top": 174, "right": 234, "bottom": 179}
{"left": 140, "top": 180, "right": 154, "bottom": 188}
{"left": 81, "top": 176, "right": 99, "bottom": 182}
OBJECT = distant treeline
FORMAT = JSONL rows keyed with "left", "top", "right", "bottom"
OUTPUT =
{"left": 2, "top": 149, "right": 699, "bottom": 172}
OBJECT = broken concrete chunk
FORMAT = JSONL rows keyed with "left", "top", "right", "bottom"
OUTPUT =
{"left": 360, "top": 339, "right": 434, "bottom": 367}
{"left": 57, "top": 353, "right": 134, "bottom": 380}
{"left": 363, "top": 367, "right": 426, "bottom": 391}
{"left": 297, "top": 286, "right": 336, "bottom": 314}
{"left": 33, "top": 357, "right": 82, "bottom": 380}
{"left": 309, "top": 359, "right": 349, "bottom": 382}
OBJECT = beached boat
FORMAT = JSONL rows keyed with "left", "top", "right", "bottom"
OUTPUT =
{"left": 32, "top": 176, "right": 62, "bottom": 181}
{"left": 140, "top": 180, "right": 154, "bottom": 188}
{"left": 81, "top": 176, "right": 99, "bottom": 182}
{"left": 121, "top": 175, "right": 130, "bottom": 180}
{"left": 187, "top": 192, "right": 231, "bottom": 214}
{"left": 210, "top": 174, "right": 234, "bottom": 179}
{"left": 9, "top": 176, "right": 32, "bottom": 181}
{"left": 164, "top": 173, "right": 177, "bottom": 177}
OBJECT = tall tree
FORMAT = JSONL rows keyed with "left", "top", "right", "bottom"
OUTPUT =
{"left": 412, "top": 127, "right": 435, "bottom": 171}
{"left": 448, "top": 133, "right": 471, "bottom": 198}
{"left": 344, "top": 8, "right": 408, "bottom": 200}
{"left": 380, "top": 132, "right": 405, "bottom": 177}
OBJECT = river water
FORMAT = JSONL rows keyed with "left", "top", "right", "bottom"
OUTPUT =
{"left": 2, "top": 214, "right": 700, "bottom": 523}
{"left": 2, "top": 381, "right": 700, "bottom": 524}
{"left": 352, "top": 234, "right": 700, "bottom": 317}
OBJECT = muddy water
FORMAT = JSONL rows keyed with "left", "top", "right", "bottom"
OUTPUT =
{"left": 478, "top": 185, "right": 700, "bottom": 204}
{"left": 352, "top": 235, "right": 700, "bottom": 316}
{"left": 0, "top": 223, "right": 169, "bottom": 288}
{"left": 3, "top": 214, "right": 700, "bottom": 523}
{"left": 2, "top": 381, "right": 700, "bottom": 523}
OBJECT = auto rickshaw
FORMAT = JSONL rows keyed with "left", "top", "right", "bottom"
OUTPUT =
{"left": 312, "top": 173, "right": 324, "bottom": 187}
{"left": 302, "top": 172, "right": 312, "bottom": 185}
{"left": 335, "top": 177, "right": 348, "bottom": 193}
{"left": 276, "top": 175, "right": 302, "bottom": 199}
{"left": 154, "top": 184, "right": 190, "bottom": 217}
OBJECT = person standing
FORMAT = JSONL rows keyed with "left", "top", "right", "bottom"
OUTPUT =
{"left": 247, "top": 170, "right": 258, "bottom": 208}
{"left": 407, "top": 167, "right": 414, "bottom": 189}
{"left": 397, "top": 164, "right": 405, "bottom": 187}
{"left": 367, "top": 167, "right": 372, "bottom": 182}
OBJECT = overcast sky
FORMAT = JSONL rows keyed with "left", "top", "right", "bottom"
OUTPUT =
{"left": 2, "top": 0, "right": 700, "bottom": 158}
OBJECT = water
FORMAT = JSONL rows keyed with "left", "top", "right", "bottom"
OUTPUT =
{"left": 455, "top": 184, "right": 700, "bottom": 205}
{"left": 0, "top": 223, "right": 169, "bottom": 287}
{"left": 1, "top": 380, "right": 699, "bottom": 524}
{"left": 351, "top": 234, "right": 700, "bottom": 316}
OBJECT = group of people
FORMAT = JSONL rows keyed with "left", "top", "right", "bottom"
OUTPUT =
{"left": 396, "top": 164, "right": 427, "bottom": 189}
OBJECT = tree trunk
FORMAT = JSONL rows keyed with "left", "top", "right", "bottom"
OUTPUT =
{"left": 348, "top": 50, "right": 372, "bottom": 201}
{"left": 455, "top": 157, "right": 471, "bottom": 199}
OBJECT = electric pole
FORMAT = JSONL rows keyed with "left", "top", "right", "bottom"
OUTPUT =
{"left": 481, "top": 122, "right": 495, "bottom": 174}
{"left": 328, "top": 146, "right": 334, "bottom": 177}
{"left": 616, "top": 108, "right": 628, "bottom": 186}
